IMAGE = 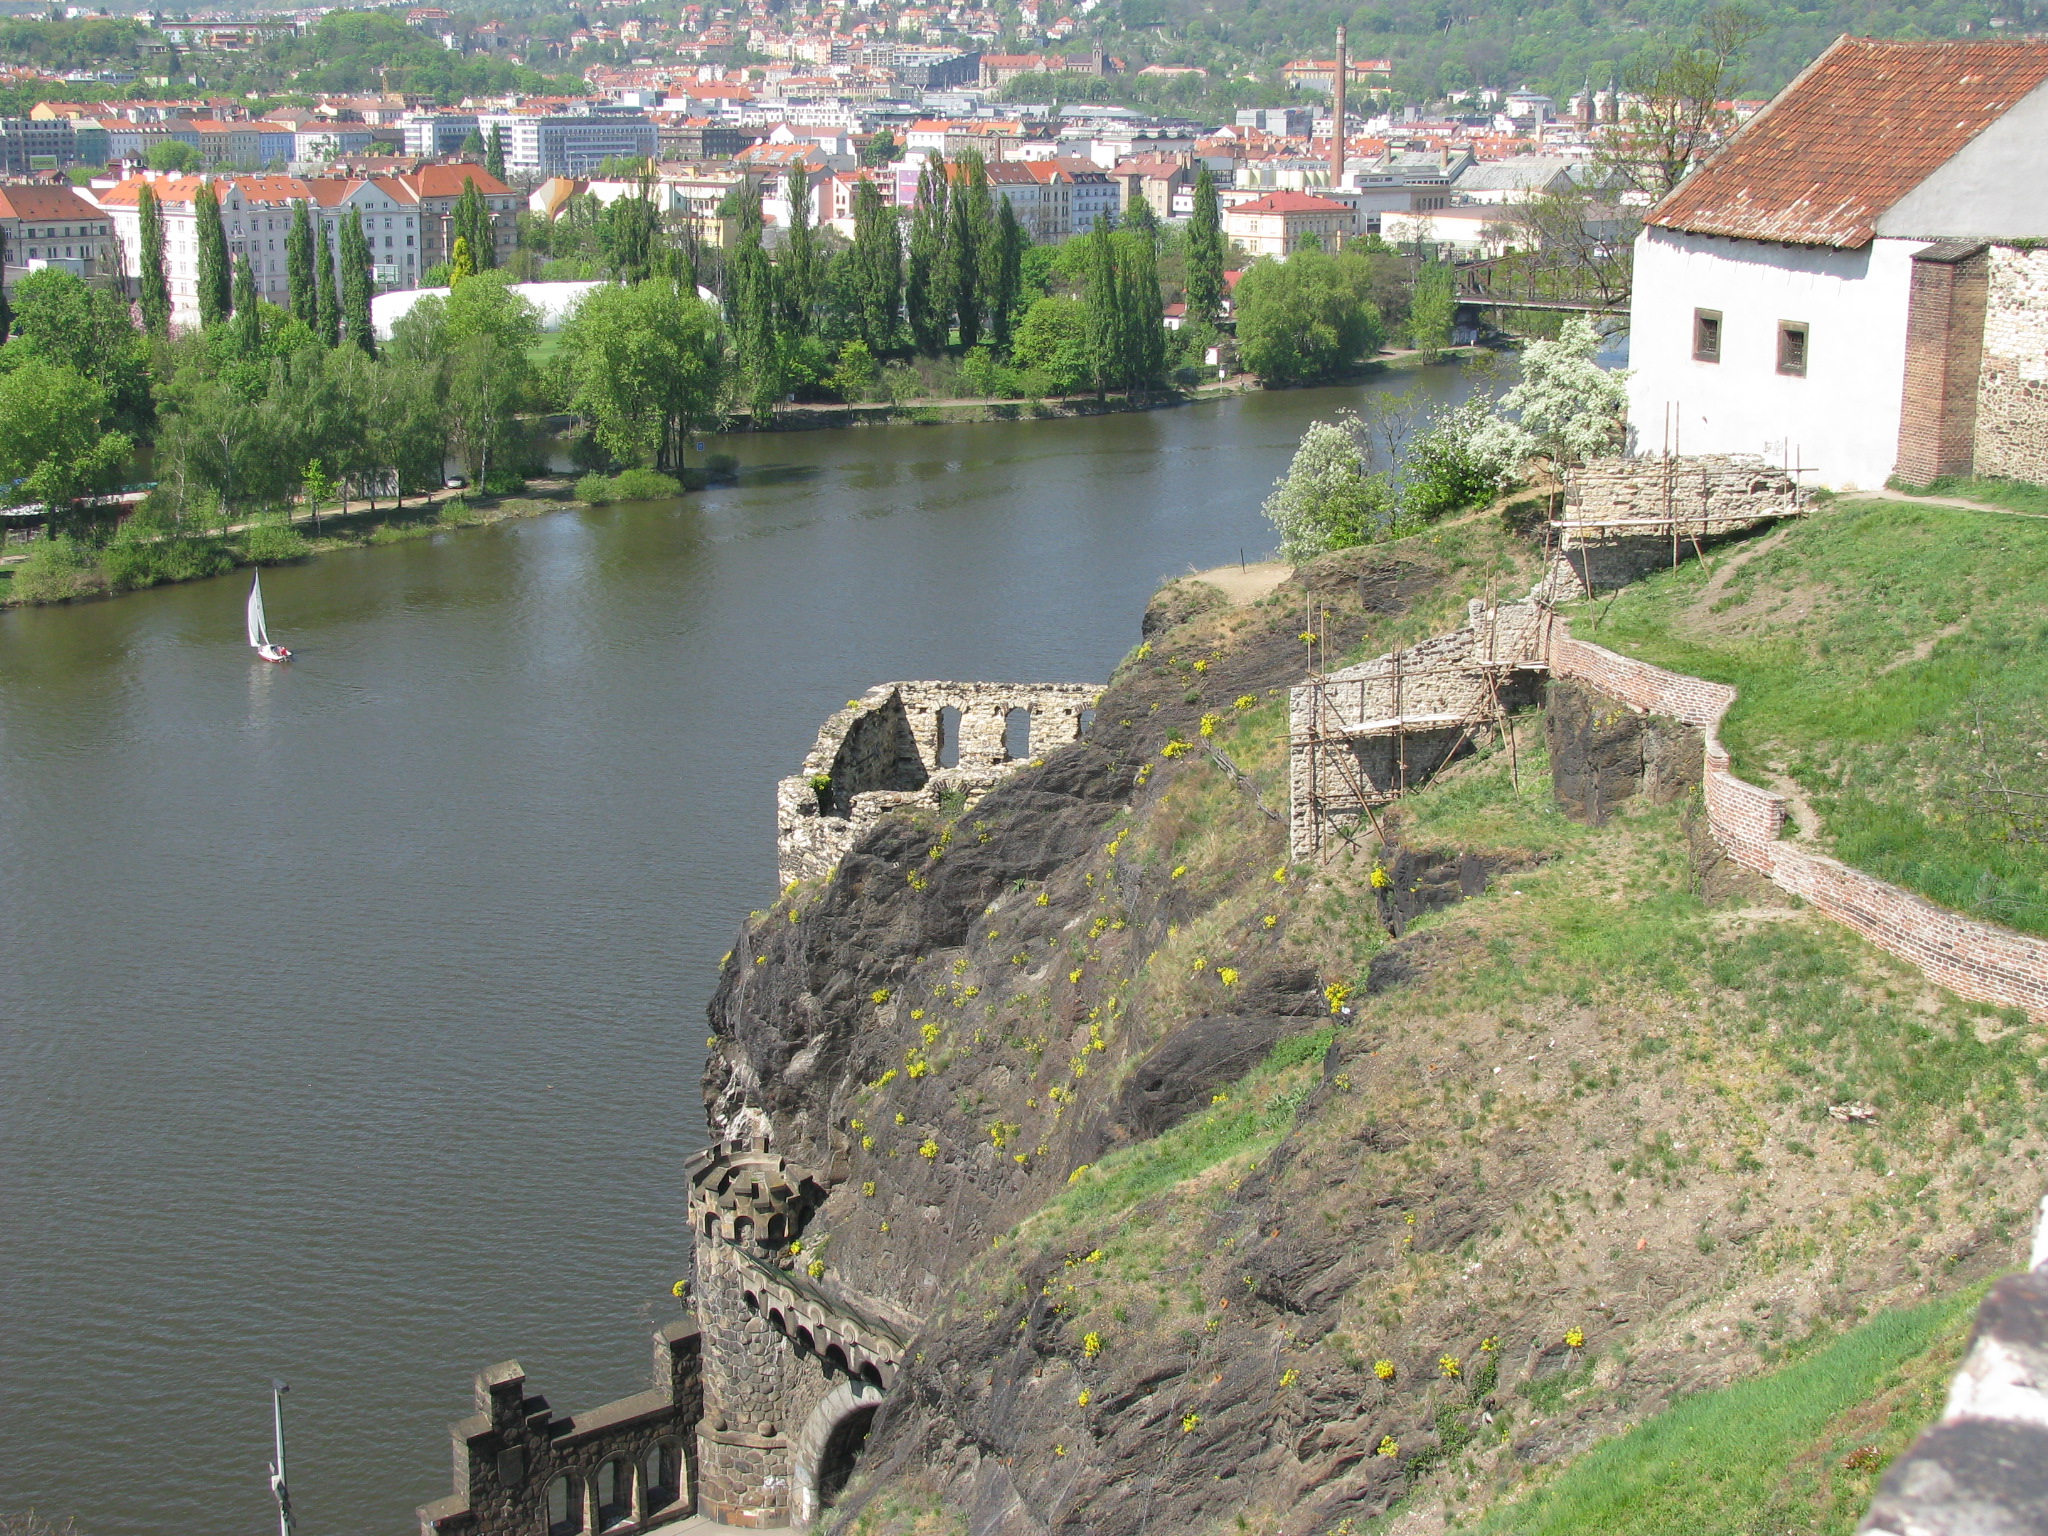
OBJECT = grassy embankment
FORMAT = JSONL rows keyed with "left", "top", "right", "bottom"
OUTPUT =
{"left": 846, "top": 510, "right": 2045, "bottom": 1534}
{"left": 1585, "top": 497, "right": 2048, "bottom": 936}
{"left": 0, "top": 486, "right": 575, "bottom": 606}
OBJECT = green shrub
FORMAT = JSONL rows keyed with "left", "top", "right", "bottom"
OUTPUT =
{"left": 608, "top": 467, "right": 682, "bottom": 501}
{"left": 242, "top": 522, "right": 310, "bottom": 564}
{"left": 702, "top": 452, "right": 740, "bottom": 481}
{"left": 101, "top": 533, "right": 233, "bottom": 591}
{"left": 6, "top": 533, "right": 101, "bottom": 604}
{"left": 437, "top": 496, "right": 478, "bottom": 525}
{"left": 576, "top": 472, "right": 616, "bottom": 504}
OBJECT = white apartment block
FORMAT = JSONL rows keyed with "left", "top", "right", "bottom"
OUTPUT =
{"left": 475, "top": 110, "right": 658, "bottom": 176}
{"left": 94, "top": 173, "right": 422, "bottom": 331}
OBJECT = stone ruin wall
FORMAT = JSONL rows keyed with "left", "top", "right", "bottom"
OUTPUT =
{"left": 1287, "top": 601, "right": 1552, "bottom": 856}
{"left": 416, "top": 1327, "right": 702, "bottom": 1536}
{"left": 1543, "top": 454, "right": 1808, "bottom": 602}
{"left": 1289, "top": 582, "right": 2048, "bottom": 1021}
{"left": 777, "top": 681, "right": 1101, "bottom": 886}
{"left": 1974, "top": 244, "right": 2048, "bottom": 484}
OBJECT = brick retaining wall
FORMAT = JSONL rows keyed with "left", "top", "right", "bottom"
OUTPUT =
{"left": 1548, "top": 626, "right": 2048, "bottom": 1021}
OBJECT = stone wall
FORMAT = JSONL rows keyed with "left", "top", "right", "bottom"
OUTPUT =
{"left": 685, "top": 1137, "right": 910, "bottom": 1530}
{"left": 1547, "top": 629, "right": 2048, "bottom": 1022}
{"left": 1544, "top": 455, "right": 1808, "bottom": 601}
{"left": 416, "top": 1326, "right": 702, "bottom": 1536}
{"left": 1858, "top": 1192, "right": 2048, "bottom": 1535}
{"left": 1974, "top": 244, "right": 2048, "bottom": 484}
{"left": 1289, "top": 585, "right": 2048, "bottom": 1021}
{"left": 777, "top": 681, "right": 1101, "bottom": 886}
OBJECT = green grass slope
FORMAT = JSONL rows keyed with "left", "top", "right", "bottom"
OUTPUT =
{"left": 1587, "top": 499, "right": 2048, "bottom": 935}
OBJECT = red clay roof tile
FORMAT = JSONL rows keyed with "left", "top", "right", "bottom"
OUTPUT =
{"left": 1650, "top": 36, "right": 2048, "bottom": 247}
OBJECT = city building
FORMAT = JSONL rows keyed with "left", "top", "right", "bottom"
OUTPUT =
{"left": 95, "top": 173, "right": 423, "bottom": 329}
{"left": 1222, "top": 189, "right": 1355, "bottom": 256}
{"left": 476, "top": 107, "right": 659, "bottom": 177}
{"left": 391, "top": 165, "right": 518, "bottom": 270}
{"left": 0, "top": 183, "right": 117, "bottom": 290}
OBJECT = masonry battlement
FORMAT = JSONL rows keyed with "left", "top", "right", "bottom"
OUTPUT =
{"left": 776, "top": 679, "right": 1101, "bottom": 885}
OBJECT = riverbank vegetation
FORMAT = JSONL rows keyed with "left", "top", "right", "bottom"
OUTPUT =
{"left": 1260, "top": 315, "right": 1622, "bottom": 559}
{"left": 1, "top": 148, "right": 1454, "bottom": 608}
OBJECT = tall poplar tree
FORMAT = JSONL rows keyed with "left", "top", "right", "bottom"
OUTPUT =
{"left": 194, "top": 180, "right": 231, "bottom": 327}
{"left": 1185, "top": 164, "right": 1224, "bottom": 326}
{"left": 946, "top": 149, "right": 993, "bottom": 350}
{"left": 725, "top": 179, "right": 780, "bottom": 419}
{"left": 778, "top": 165, "right": 820, "bottom": 335}
{"left": 1117, "top": 228, "right": 1165, "bottom": 388}
{"left": 904, "top": 151, "right": 949, "bottom": 355}
{"left": 314, "top": 216, "right": 340, "bottom": 346}
{"left": 0, "top": 229, "right": 10, "bottom": 344}
{"left": 454, "top": 177, "right": 494, "bottom": 271}
{"left": 286, "top": 198, "right": 316, "bottom": 328}
{"left": 232, "top": 253, "right": 261, "bottom": 355}
{"left": 846, "top": 178, "right": 900, "bottom": 356}
{"left": 487, "top": 125, "right": 507, "bottom": 182}
{"left": 341, "top": 208, "right": 374, "bottom": 355}
{"left": 989, "top": 196, "right": 1024, "bottom": 352}
{"left": 1081, "top": 214, "right": 1119, "bottom": 396}
{"left": 136, "top": 183, "right": 171, "bottom": 338}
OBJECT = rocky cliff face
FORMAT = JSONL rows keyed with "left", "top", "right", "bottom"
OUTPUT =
{"left": 701, "top": 522, "right": 2044, "bottom": 1536}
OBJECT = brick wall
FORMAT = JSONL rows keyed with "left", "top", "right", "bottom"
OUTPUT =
{"left": 1975, "top": 245, "right": 2048, "bottom": 484}
{"left": 1894, "top": 244, "right": 1988, "bottom": 487}
{"left": 1549, "top": 626, "right": 2048, "bottom": 1021}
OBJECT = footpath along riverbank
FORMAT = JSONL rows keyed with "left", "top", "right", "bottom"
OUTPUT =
{"left": 0, "top": 350, "right": 1479, "bottom": 608}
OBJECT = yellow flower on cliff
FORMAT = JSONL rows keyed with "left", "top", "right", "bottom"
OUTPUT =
{"left": 1082, "top": 1332, "right": 1102, "bottom": 1358}
{"left": 807, "top": 1259, "right": 825, "bottom": 1279}
{"left": 1077, "top": 1389, "right": 1091, "bottom": 1406}
{"left": 1439, "top": 1355, "right": 1461, "bottom": 1379}
{"left": 1373, "top": 1359, "right": 1396, "bottom": 1381}
{"left": 1234, "top": 694, "right": 1256, "bottom": 710}
{"left": 919, "top": 1138, "right": 938, "bottom": 1159}
{"left": 870, "top": 988, "right": 891, "bottom": 1005}
{"left": 1376, "top": 1436, "right": 1398, "bottom": 1458}
{"left": 1566, "top": 1327, "right": 1586, "bottom": 1349}
{"left": 1199, "top": 713, "right": 1222, "bottom": 737}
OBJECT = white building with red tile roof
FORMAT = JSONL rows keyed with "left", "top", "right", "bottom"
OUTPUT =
{"left": 1223, "top": 190, "right": 1355, "bottom": 258}
{"left": 93, "top": 172, "right": 425, "bottom": 329}
{"left": 0, "top": 183, "right": 116, "bottom": 291}
{"left": 1629, "top": 36, "right": 2048, "bottom": 489}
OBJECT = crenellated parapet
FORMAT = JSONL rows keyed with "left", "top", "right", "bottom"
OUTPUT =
{"left": 686, "top": 1135, "right": 829, "bottom": 1252}
{"left": 416, "top": 1324, "right": 702, "bottom": 1536}
{"left": 775, "top": 680, "right": 1102, "bottom": 885}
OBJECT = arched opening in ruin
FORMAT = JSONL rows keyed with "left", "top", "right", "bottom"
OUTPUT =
{"left": 645, "top": 1439, "right": 686, "bottom": 1515}
{"left": 859, "top": 1360, "right": 884, "bottom": 1390}
{"left": 936, "top": 706, "right": 961, "bottom": 768}
{"left": 823, "top": 1342, "right": 851, "bottom": 1378}
{"left": 816, "top": 1404, "right": 877, "bottom": 1510}
{"left": 1003, "top": 707, "right": 1031, "bottom": 761}
{"left": 546, "top": 1473, "right": 583, "bottom": 1536}
{"left": 792, "top": 1377, "right": 889, "bottom": 1530}
{"left": 595, "top": 1457, "right": 634, "bottom": 1531}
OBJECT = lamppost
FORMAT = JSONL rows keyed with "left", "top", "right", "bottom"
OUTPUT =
{"left": 269, "top": 1379, "right": 295, "bottom": 1536}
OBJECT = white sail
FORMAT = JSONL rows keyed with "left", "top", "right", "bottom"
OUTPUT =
{"left": 247, "top": 575, "right": 269, "bottom": 650}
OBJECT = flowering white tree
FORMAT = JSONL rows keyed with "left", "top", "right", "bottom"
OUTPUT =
{"left": 1261, "top": 420, "right": 1395, "bottom": 561}
{"left": 1470, "top": 315, "right": 1630, "bottom": 473}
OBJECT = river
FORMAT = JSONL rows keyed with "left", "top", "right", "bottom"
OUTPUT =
{"left": 0, "top": 369, "right": 1482, "bottom": 1536}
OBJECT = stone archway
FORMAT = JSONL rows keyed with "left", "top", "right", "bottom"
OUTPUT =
{"left": 790, "top": 1377, "right": 886, "bottom": 1530}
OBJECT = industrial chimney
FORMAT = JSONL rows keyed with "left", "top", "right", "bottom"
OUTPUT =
{"left": 1331, "top": 24, "right": 1347, "bottom": 191}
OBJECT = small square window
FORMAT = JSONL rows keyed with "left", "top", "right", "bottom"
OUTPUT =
{"left": 1693, "top": 309, "right": 1721, "bottom": 363}
{"left": 1778, "top": 322, "right": 1809, "bottom": 377}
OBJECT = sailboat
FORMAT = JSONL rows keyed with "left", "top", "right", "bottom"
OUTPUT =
{"left": 247, "top": 572, "right": 291, "bottom": 663}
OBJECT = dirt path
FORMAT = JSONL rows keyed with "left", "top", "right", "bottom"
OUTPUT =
{"left": 1184, "top": 560, "right": 1293, "bottom": 605}
{"left": 1864, "top": 488, "right": 2048, "bottom": 522}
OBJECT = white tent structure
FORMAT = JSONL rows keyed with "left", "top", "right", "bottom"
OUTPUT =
{"left": 370, "top": 280, "right": 604, "bottom": 342}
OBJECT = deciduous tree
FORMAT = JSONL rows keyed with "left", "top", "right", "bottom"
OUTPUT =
{"left": 559, "top": 278, "right": 724, "bottom": 473}
{"left": 136, "top": 184, "right": 171, "bottom": 338}
{"left": 194, "top": 180, "right": 231, "bottom": 327}
{"left": 1185, "top": 165, "right": 1224, "bottom": 327}
{"left": 286, "top": 199, "right": 316, "bottom": 329}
